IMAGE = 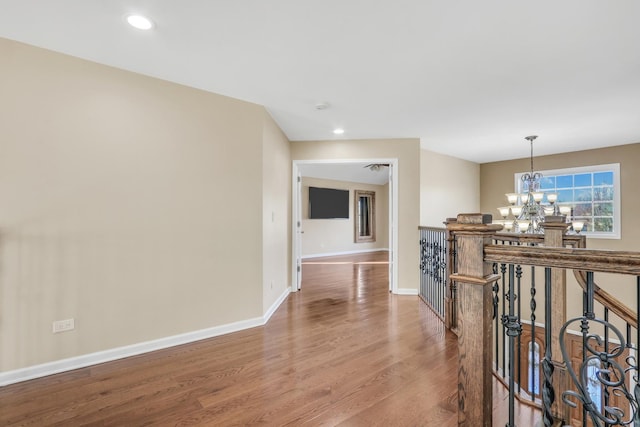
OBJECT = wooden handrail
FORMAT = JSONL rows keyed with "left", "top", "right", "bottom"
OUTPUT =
{"left": 490, "top": 232, "right": 585, "bottom": 247}
{"left": 418, "top": 225, "right": 446, "bottom": 231}
{"left": 484, "top": 245, "right": 640, "bottom": 275}
{"left": 487, "top": 233, "right": 638, "bottom": 325}
{"left": 458, "top": 230, "right": 636, "bottom": 325}
{"left": 572, "top": 269, "right": 638, "bottom": 328}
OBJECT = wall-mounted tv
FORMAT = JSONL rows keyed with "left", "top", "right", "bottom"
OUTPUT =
{"left": 309, "top": 187, "right": 349, "bottom": 219}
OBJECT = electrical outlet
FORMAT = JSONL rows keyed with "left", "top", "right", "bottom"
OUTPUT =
{"left": 270, "top": 280, "right": 274, "bottom": 289}
{"left": 53, "top": 318, "right": 75, "bottom": 333}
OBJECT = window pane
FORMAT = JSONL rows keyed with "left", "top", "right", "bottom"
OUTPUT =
{"left": 556, "top": 175, "right": 573, "bottom": 188}
{"left": 594, "top": 217, "right": 613, "bottom": 232}
{"left": 594, "top": 171, "right": 613, "bottom": 185}
{"left": 557, "top": 189, "right": 573, "bottom": 203}
{"left": 586, "top": 360, "right": 602, "bottom": 411}
{"left": 574, "top": 203, "right": 592, "bottom": 216}
{"left": 594, "top": 203, "right": 613, "bottom": 216}
{"left": 594, "top": 186, "right": 614, "bottom": 201}
{"left": 575, "top": 188, "right": 593, "bottom": 202}
{"left": 574, "top": 173, "right": 592, "bottom": 187}
{"left": 540, "top": 176, "right": 556, "bottom": 189}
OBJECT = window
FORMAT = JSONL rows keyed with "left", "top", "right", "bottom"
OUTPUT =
{"left": 586, "top": 358, "right": 602, "bottom": 412}
{"left": 527, "top": 341, "right": 541, "bottom": 396}
{"left": 515, "top": 163, "right": 620, "bottom": 239}
{"left": 354, "top": 190, "right": 376, "bottom": 243}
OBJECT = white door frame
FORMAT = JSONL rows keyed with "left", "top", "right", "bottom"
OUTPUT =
{"left": 291, "top": 158, "right": 399, "bottom": 294}
{"left": 293, "top": 166, "right": 303, "bottom": 291}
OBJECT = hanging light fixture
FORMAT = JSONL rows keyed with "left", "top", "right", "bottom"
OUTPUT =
{"left": 496, "top": 136, "right": 560, "bottom": 233}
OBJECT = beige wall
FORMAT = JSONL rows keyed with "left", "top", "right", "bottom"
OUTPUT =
{"left": 262, "top": 114, "right": 291, "bottom": 313}
{"left": 480, "top": 143, "right": 640, "bottom": 318}
{"left": 480, "top": 143, "right": 640, "bottom": 250}
{"left": 301, "top": 177, "right": 389, "bottom": 257}
{"left": 0, "top": 38, "right": 290, "bottom": 372}
{"left": 420, "top": 149, "right": 480, "bottom": 226}
{"left": 291, "top": 139, "right": 420, "bottom": 292}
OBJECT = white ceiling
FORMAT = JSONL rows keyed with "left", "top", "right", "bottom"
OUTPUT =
{"left": 299, "top": 162, "right": 390, "bottom": 186}
{"left": 1, "top": 1, "right": 639, "bottom": 163}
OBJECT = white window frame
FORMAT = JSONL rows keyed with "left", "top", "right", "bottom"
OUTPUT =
{"left": 514, "top": 163, "right": 620, "bottom": 239}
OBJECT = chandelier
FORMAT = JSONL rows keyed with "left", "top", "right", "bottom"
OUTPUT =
{"left": 496, "top": 135, "right": 584, "bottom": 234}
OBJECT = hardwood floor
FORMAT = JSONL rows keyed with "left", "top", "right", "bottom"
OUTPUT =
{"left": 0, "top": 251, "right": 538, "bottom": 426}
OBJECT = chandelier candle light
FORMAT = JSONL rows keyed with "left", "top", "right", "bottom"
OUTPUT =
{"left": 497, "top": 136, "right": 581, "bottom": 234}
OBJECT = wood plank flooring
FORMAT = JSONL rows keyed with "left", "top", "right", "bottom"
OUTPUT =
{"left": 0, "top": 251, "right": 538, "bottom": 426}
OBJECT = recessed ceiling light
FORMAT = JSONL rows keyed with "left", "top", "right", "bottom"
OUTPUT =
{"left": 127, "top": 14, "right": 154, "bottom": 30}
{"left": 333, "top": 128, "right": 345, "bottom": 135}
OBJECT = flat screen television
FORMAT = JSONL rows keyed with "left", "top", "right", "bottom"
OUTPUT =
{"left": 309, "top": 187, "right": 349, "bottom": 219}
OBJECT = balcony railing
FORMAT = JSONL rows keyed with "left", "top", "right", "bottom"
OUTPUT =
{"left": 419, "top": 226, "right": 449, "bottom": 322}
{"left": 431, "top": 213, "right": 640, "bottom": 426}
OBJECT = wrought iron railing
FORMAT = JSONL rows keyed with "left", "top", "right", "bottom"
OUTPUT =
{"left": 419, "top": 226, "right": 449, "bottom": 322}
{"left": 490, "top": 234, "right": 541, "bottom": 413}
{"left": 486, "top": 238, "right": 640, "bottom": 426}
{"left": 446, "top": 214, "right": 640, "bottom": 426}
{"left": 491, "top": 234, "right": 582, "bottom": 407}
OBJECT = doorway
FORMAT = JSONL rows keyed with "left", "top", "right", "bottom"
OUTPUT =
{"left": 291, "top": 159, "right": 398, "bottom": 293}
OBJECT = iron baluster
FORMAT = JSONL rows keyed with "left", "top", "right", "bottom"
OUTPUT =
{"left": 449, "top": 234, "right": 457, "bottom": 328}
{"left": 502, "top": 264, "right": 521, "bottom": 427}
{"left": 440, "top": 231, "right": 446, "bottom": 317}
{"left": 501, "top": 261, "right": 508, "bottom": 379}
{"left": 530, "top": 265, "right": 537, "bottom": 402}
{"left": 419, "top": 235, "right": 426, "bottom": 302}
{"left": 516, "top": 264, "right": 522, "bottom": 394}
{"left": 450, "top": 279, "right": 457, "bottom": 327}
{"left": 494, "top": 271, "right": 500, "bottom": 372}
{"left": 604, "top": 307, "right": 610, "bottom": 425}
{"left": 542, "top": 267, "right": 555, "bottom": 427}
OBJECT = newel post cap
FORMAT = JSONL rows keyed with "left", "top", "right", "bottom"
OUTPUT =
{"left": 457, "top": 213, "right": 492, "bottom": 224}
{"left": 543, "top": 215, "right": 570, "bottom": 233}
{"left": 446, "top": 213, "right": 503, "bottom": 233}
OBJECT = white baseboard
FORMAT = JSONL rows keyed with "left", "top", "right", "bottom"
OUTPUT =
{"left": 264, "top": 287, "right": 291, "bottom": 322}
{"left": 302, "top": 248, "right": 389, "bottom": 259}
{"left": 395, "top": 288, "right": 419, "bottom": 296}
{"left": 0, "top": 287, "right": 292, "bottom": 387}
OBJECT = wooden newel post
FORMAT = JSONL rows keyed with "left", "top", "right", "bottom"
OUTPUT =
{"left": 447, "top": 213, "right": 502, "bottom": 426}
